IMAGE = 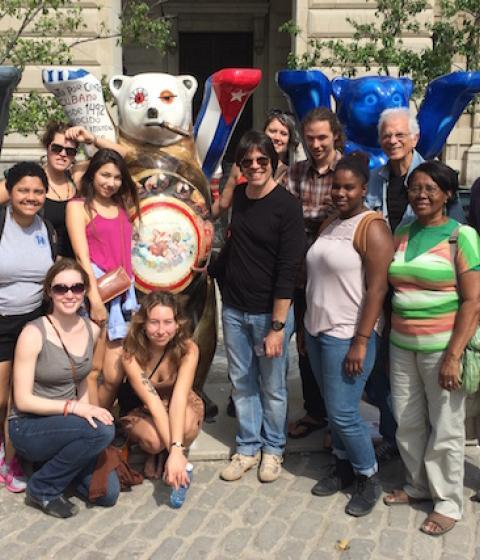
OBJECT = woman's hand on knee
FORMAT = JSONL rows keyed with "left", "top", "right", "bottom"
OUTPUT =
{"left": 73, "top": 402, "right": 114, "bottom": 428}
{"left": 164, "top": 447, "right": 188, "bottom": 490}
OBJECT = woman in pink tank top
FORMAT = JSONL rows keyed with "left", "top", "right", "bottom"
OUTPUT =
{"left": 66, "top": 149, "right": 140, "bottom": 409}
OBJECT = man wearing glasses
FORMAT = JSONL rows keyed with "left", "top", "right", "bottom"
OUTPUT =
{"left": 210, "top": 130, "right": 305, "bottom": 483}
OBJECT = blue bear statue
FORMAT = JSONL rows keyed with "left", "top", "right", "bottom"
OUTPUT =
{"left": 277, "top": 69, "right": 480, "bottom": 169}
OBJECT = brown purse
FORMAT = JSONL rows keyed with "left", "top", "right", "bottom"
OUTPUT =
{"left": 96, "top": 266, "right": 131, "bottom": 303}
{"left": 95, "top": 212, "right": 131, "bottom": 303}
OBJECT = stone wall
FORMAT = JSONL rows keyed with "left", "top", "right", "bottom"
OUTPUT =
{"left": 0, "top": 0, "right": 122, "bottom": 165}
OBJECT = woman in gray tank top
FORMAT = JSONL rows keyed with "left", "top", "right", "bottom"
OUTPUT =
{"left": 9, "top": 259, "right": 119, "bottom": 518}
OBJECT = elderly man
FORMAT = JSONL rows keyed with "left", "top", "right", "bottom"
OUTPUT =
{"left": 367, "top": 107, "right": 465, "bottom": 230}
{"left": 366, "top": 107, "right": 465, "bottom": 465}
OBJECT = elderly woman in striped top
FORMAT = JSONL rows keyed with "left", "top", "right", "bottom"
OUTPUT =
{"left": 384, "top": 161, "right": 480, "bottom": 536}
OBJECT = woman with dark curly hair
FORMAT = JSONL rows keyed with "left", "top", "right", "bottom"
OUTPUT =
{"left": 120, "top": 292, "right": 204, "bottom": 483}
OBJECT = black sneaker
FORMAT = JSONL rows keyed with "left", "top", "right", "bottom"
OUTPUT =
{"left": 25, "top": 493, "right": 79, "bottom": 518}
{"left": 375, "top": 441, "right": 400, "bottom": 465}
{"left": 345, "top": 473, "right": 382, "bottom": 517}
{"left": 311, "top": 458, "right": 355, "bottom": 497}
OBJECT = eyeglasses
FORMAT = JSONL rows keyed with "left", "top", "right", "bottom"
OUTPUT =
{"left": 240, "top": 156, "right": 270, "bottom": 168}
{"left": 380, "top": 132, "right": 410, "bottom": 142}
{"left": 407, "top": 185, "right": 442, "bottom": 195}
{"left": 51, "top": 283, "right": 86, "bottom": 295}
{"left": 50, "top": 143, "right": 77, "bottom": 157}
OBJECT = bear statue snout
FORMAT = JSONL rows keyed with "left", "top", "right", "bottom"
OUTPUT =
{"left": 147, "top": 107, "right": 158, "bottom": 119}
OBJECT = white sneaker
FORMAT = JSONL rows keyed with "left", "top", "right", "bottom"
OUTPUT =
{"left": 258, "top": 453, "right": 283, "bottom": 483}
{"left": 220, "top": 452, "right": 261, "bottom": 481}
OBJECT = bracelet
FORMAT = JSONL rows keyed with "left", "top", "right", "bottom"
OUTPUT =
{"left": 63, "top": 400, "right": 72, "bottom": 416}
{"left": 355, "top": 333, "right": 370, "bottom": 340}
{"left": 170, "top": 441, "right": 184, "bottom": 450}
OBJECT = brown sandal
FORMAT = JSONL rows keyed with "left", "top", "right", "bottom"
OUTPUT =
{"left": 420, "top": 512, "right": 456, "bottom": 536}
{"left": 383, "top": 489, "right": 424, "bottom": 506}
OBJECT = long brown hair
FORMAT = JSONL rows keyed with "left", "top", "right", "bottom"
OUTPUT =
{"left": 80, "top": 148, "right": 140, "bottom": 219}
{"left": 123, "top": 292, "right": 192, "bottom": 369}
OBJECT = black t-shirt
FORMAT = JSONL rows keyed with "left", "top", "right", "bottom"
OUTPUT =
{"left": 386, "top": 173, "right": 409, "bottom": 232}
{"left": 210, "top": 184, "right": 306, "bottom": 313}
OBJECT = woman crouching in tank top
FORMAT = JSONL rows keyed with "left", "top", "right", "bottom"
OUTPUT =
{"left": 120, "top": 293, "right": 204, "bottom": 483}
{"left": 66, "top": 149, "right": 140, "bottom": 409}
{"left": 9, "top": 259, "right": 119, "bottom": 518}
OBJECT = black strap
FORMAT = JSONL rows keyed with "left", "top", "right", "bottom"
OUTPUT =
{"left": 148, "top": 349, "right": 168, "bottom": 380}
{"left": 45, "top": 315, "right": 79, "bottom": 394}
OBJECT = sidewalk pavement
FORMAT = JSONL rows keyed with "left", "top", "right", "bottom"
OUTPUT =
{"left": 1, "top": 336, "right": 480, "bottom": 559}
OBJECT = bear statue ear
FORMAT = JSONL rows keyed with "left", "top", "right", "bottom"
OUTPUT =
{"left": 331, "top": 77, "right": 349, "bottom": 101}
{"left": 400, "top": 77, "right": 414, "bottom": 100}
{"left": 177, "top": 75, "right": 198, "bottom": 100}
{"left": 109, "top": 75, "right": 130, "bottom": 98}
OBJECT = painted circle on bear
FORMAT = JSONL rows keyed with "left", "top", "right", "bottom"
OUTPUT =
{"left": 132, "top": 196, "right": 200, "bottom": 293}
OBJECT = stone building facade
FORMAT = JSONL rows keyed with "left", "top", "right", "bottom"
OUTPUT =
{"left": 1, "top": 0, "right": 479, "bottom": 183}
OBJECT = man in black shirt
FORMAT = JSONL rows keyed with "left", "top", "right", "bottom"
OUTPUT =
{"left": 210, "top": 131, "right": 306, "bottom": 483}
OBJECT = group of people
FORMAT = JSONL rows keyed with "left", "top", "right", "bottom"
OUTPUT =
{"left": 0, "top": 126, "right": 203, "bottom": 517}
{"left": 210, "top": 105, "right": 480, "bottom": 536}
{"left": 0, "top": 106, "right": 479, "bottom": 537}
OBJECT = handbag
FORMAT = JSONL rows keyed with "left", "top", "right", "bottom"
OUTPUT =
{"left": 96, "top": 266, "right": 131, "bottom": 303}
{"left": 95, "top": 212, "right": 131, "bottom": 303}
{"left": 448, "top": 228, "right": 480, "bottom": 394}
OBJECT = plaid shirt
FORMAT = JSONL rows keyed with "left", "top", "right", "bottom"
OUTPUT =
{"left": 286, "top": 151, "right": 341, "bottom": 224}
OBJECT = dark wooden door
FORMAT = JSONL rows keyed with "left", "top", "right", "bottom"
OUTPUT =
{"left": 179, "top": 32, "right": 254, "bottom": 162}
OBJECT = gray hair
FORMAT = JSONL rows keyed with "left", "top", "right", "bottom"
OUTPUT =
{"left": 378, "top": 107, "right": 420, "bottom": 139}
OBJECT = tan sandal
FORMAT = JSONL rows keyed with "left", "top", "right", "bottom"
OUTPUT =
{"left": 420, "top": 512, "right": 456, "bottom": 536}
{"left": 383, "top": 489, "right": 425, "bottom": 506}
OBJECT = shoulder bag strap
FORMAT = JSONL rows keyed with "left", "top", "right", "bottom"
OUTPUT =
{"left": 353, "top": 211, "right": 385, "bottom": 259}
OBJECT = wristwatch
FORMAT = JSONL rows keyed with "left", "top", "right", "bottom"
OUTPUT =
{"left": 271, "top": 320, "right": 285, "bottom": 332}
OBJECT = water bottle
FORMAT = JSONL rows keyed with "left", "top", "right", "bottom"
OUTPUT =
{"left": 169, "top": 462, "right": 193, "bottom": 509}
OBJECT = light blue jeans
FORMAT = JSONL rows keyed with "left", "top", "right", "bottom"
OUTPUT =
{"left": 222, "top": 305, "right": 294, "bottom": 456}
{"left": 305, "top": 330, "right": 379, "bottom": 476}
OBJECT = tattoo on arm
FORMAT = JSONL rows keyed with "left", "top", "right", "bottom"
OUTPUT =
{"left": 140, "top": 371, "right": 158, "bottom": 397}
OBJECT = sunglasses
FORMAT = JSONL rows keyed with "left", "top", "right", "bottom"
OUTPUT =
{"left": 268, "top": 108, "right": 294, "bottom": 118}
{"left": 50, "top": 143, "right": 77, "bottom": 157}
{"left": 240, "top": 156, "right": 270, "bottom": 168}
{"left": 51, "top": 283, "right": 86, "bottom": 295}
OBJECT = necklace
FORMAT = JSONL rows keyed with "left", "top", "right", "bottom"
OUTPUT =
{"left": 48, "top": 181, "right": 72, "bottom": 201}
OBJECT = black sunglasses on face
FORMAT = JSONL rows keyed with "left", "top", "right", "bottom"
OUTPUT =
{"left": 240, "top": 156, "right": 270, "bottom": 168}
{"left": 50, "top": 143, "right": 77, "bottom": 157}
{"left": 51, "top": 283, "right": 85, "bottom": 295}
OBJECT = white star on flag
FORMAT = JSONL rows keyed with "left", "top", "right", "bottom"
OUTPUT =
{"left": 231, "top": 90, "right": 247, "bottom": 102}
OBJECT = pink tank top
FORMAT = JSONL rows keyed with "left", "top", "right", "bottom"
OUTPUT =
{"left": 86, "top": 207, "right": 133, "bottom": 276}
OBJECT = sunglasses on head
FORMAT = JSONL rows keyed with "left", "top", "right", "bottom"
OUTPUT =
{"left": 268, "top": 108, "right": 294, "bottom": 118}
{"left": 240, "top": 156, "right": 270, "bottom": 169}
{"left": 51, "top": 283, "right": 85, "bottom": 295}
{"left": 50, "top": 143, "right": 77, "bottom": 157}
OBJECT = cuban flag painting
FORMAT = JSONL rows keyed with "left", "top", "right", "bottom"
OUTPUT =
{"left": 194, "top": 68, "right": 262, "bottom": 179}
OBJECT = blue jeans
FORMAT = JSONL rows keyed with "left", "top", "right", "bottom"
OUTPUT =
{"left": 305, "top": 330, "right": 378, "bottom": 476}
{"left": 222, "top": 305, "right": 294, "bottom": 456}
{"left": 9, "top": 414, "right": 119, "bottom": 506}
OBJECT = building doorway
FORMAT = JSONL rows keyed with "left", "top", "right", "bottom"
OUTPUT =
{"left": 179, "top": 32, "right": 254, "bottom": 162}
